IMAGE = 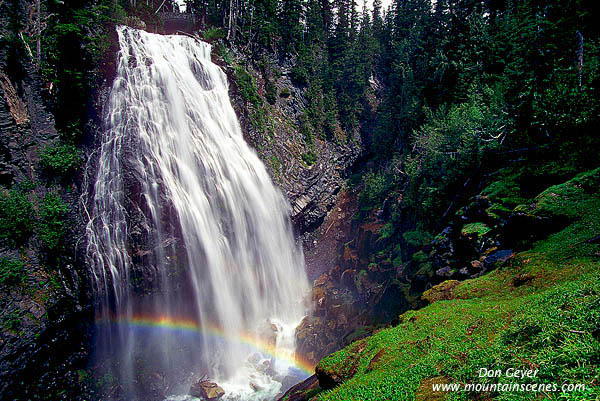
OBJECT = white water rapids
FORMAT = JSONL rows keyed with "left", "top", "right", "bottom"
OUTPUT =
{"left": 85, "top": 26, "right": 310, "bottom": 400}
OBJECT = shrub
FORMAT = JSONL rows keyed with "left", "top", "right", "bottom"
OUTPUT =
{"left": 40, "top": 143, "right": 82, "bottom": 177}
{"left": 233, "top": 65, "right": 261, "bottom": 106}
{"left": 0, "top": 257, "right": 25, "bottom": 286}
{"left": 0, "top": 189, "right": 35, "bottom": 247}
{"left": 402, "top": 230, "right": 433, "bottom": 247}
{"left": 279, "top": 87, "right": 291, "bottom": 98}
{"left": 39, "top": 192, "right": 68, "bottom": 252}
{"left": 358, "top": 171, "right": 391, "bottom": 210}
{"left": 202, "top": 27, "right": 226, "bottom": 41}
{"left": 301, "top": 151, "right": 317, "bottom": 166}
{"left": 213, "top": 43, "right": 233, "bottom": 65}
{"left": 291, "top": 65, "right": 309, "bottom": 85}
{"left": 298, "top": 113, "right": 314, "bottom": 145}
{"left": 405, "top": 84, "right": 512, "bottom": 224}
{"left": 265, "top": 79, "right": 277, "bottom": 105}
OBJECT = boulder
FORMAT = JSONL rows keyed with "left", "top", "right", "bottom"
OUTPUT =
{"left": 190, "top": 380, "right": 225, "bottom": 400}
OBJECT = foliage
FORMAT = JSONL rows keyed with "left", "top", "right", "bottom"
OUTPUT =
{"left": 461, "top": 223, "right": 491, "bottom": 236}
{"left": 291, "top": 64, "right": 309, "bottom": 86}
{"left": 358, "top": 171, "right": 391, "bottom": 211}
{"left": 302, "top": 151, "right": 317, "bottom": 166}
{"left": 233, "top": 65, "right": 261, "bottom": 106}
{"left": 269, "top": 155, "right": 282, "bottom": 178}
{"left": 315, "top": 172, "right": 600, "bottom": 400}
{"left": 0, "top": 189, "right": 35, "bottom": 247}
{"left": 279, "top": 87, "right": 291, "bottom": 98}
{"left": 0, "top": 257, "right": 25, "bottom": 286}
{"left": 202, "top": 27, "right": 226, "bottom": 41}
{"left": 265, "top": 79, "right": 277, "bottom": 105}
{"left": 402, "top": 230, "right": 433, "bottom": 248}
{"left": 38, "top": 193, "right": 69, "bottom": 252}
{"left": 403, "top": 85, "right": 512, "bottom": 225}
{"left": 40, "top": 143, "right": 82, "bottom": 177}
{"left": 40, "top": 0, "right": 122, "bottom": 137}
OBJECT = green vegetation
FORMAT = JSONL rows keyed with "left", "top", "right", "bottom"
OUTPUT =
{"left": 0, "top": 189, "right": 35, "bottom": 247}
{"left": 265, "top": 79, "right": 277, "bottom": 105}
{"left": 40, "top": 143, "right": 82, "bottom": 177}
{"left": 402, "top": 230, "right": 433, "bottom": 248}
{"left": 358, "top": 171, "right": 391, "bottom": 211}
{"left": 302, "top": 151, "right": 317, "bottom": 166}
{"left": 38, "top": 193, "right": 69, "bottom": 252}
{"left": 279, "top": 87, "right": 291, "bottom": 98}
{"left": 0, "top": 257, "right": 25, "bottom": 286}
{"left": 233, "top": 65, "right": 261, "bottom": 106}
{"left": 232, "top": 64, "right": 271, "bottom": 135}
{"left": 461, "top": 223, "right": 491, "bottom": 236}
{"left": 269, "top": 155, "right": 282, "bottom": 178}
{"left": 202, "top": 27, "right": 226, "bottom": 41}
{"left": 313, "top": 171, "right": 600, "bottom": 400}
{"left": 2, "top": 309, "right": 22, "bottom": 331}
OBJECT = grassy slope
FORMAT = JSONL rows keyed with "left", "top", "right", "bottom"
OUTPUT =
{"left": 309, "top": 169, "right": 600, "bottom": 401}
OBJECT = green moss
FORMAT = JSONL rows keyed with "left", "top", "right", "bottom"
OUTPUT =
{"left": 314, "top": 170, "right": 600, "bottom": 401}
{"left": 523, "top": 168, "right": 600, "bottom": 219}
{"left": 461, "top": 222, "right": 491, "bottom": 236}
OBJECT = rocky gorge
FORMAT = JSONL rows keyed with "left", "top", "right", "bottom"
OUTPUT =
{"left": 1, "top": 1, "right": 599, "bottom": 400}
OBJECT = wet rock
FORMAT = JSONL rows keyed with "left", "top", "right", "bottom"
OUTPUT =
{"left": 227, "top": 56, "right": 361, "bottom": 237}
{"left": 422, "top": 280, "right": 461, "bottom": 303}
{"left": 190, "top": 380, "right": 225, "bottom": 400}
{"left": 435, "top": 266, "right": 454, "bottom": 278}
{"left": 483, "top": 249, "right": 513, "bottom": 268}
{"left": 277, "top": 375, "right": 320, "bottom": 401}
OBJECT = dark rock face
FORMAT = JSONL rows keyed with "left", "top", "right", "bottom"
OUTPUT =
{"left": 277, "top": 375, "right": 320, "bottom": 401}
{"left": 0, "top": 2, "right": 92, "bottom": 399}
{"left": 295, "top": 200, "right": 407, "bottom": 367}
{"left": 226, "top": 54, "right": 362, "bottom": 236}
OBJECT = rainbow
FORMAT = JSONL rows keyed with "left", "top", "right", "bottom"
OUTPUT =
{"left": 96, "top": 314, "right": 315, "bottom": 375}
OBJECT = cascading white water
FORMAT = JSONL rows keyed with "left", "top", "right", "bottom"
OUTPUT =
{"left": 85, "top": 26, "right": 310, "bottom": 400}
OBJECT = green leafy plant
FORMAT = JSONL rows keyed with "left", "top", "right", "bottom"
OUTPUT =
{"left": 302, "top": 151, "right": 317, "bottom": 166}
{"left": 233, "top": 65, "right": 261, "bottom": 106}
{"left": 0, "top": 257, "right": 25, "bottom": 286}
{"left": 0, "top": 189, "right": 35, "bottom": 247}
{"left": 265, "top": 79, "right": 277, "bottom": 105}
{"left": 38, "top": 192, "right": 69, "bottom": 252}
{"left": 202, "top": 27, "right": 226, "bottom": 41}
{"left": 40, "top": 143, "right": 82, "bottom": 177}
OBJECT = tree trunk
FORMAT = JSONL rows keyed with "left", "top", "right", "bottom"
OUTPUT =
{"left": 36, "top": 0, "right": 41, "bottom": 67}
{"left": 226, "top": 0, "right": 233, "bottom": 40}
{"left": 576, "top": 30, "right": 584, "bottom": 88}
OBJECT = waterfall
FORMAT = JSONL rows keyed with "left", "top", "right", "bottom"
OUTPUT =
{"left": 84, "top": 26, "right": 310, "bottom": 400}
